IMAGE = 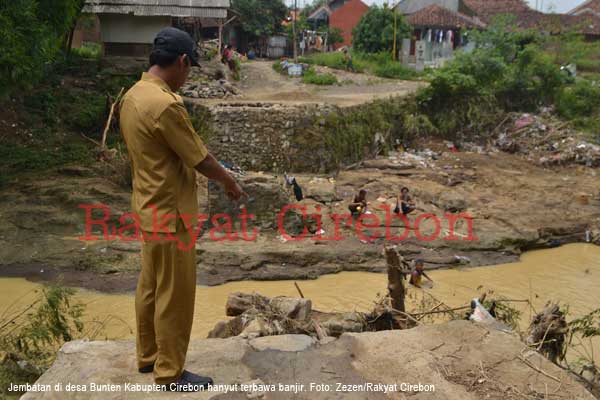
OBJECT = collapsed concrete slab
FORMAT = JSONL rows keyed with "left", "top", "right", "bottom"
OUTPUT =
{"left": 22, "top": 321, "right": 593, "bottom": 399}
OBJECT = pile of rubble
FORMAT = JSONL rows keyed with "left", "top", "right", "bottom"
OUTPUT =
{"left": 181, "top": 79, "right": 241, "bottom": 99}
{"left": 179, "top": 57, "right": 242, "bottom": 99}
{"left": 207, "top": 292, "right": 367, "bottom": 340}
{"left": 494, "top": 112, "right": 600, "bottom": 167}
{"left": 207, "top": 248, "right": 417, "bottom": 340}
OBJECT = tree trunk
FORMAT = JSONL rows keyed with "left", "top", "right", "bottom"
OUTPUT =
{"left": 384, "top": 246, "right": 407, "bottom": 313}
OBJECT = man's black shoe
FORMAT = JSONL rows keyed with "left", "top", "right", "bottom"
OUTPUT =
{"left": 162, "top": 370, "right": 214, "bottom": 392}
{"left": 138, "top": 364, "right": 154, "bottom": 374}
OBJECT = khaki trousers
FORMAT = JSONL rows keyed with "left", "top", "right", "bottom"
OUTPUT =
{"left": 135, "top": 225, "right": 196, "bottom": 384}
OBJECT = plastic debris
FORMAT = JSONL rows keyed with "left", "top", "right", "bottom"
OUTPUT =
{"left": 469, "top": 299, "right": 496, "bottom": 323}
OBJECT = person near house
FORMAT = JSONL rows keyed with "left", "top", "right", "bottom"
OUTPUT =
{"left": 222, "top": 44, "right": 236, "bottom": 72}
{"left": 119, "top": 27, "right": 246, "bottom": 392}
{"left": 395, "top": 186, "right": 416, "bottom": 215}
{"left": 221, "top": 44, "right": 231, "bottom": 64}
{"left": 349, "top": 189, "right": 367, "bottom": 215}
{"left": 409, "top": 259, "right": 433, "bottom": 288}
{"left": 343, "top": 49, "right": 355, "bottom": 72}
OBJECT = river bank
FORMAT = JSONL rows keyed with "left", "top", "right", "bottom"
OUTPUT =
{"left": 1, "top": 138, "right": 598, "bottom": 291}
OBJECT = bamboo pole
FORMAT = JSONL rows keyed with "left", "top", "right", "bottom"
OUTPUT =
{"left": 100, "top": 87, "right": 124, "bottom": 150}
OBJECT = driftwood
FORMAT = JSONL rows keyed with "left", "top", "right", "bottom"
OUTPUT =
{"left": 526, "top": 303, "right": 568, "bottom": 364}
{"left": 384, "top": 246, "right": 409, "bottom": 313}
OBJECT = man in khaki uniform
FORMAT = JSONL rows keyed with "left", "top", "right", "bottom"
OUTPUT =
{"left": 119, "top": 27, "right": 245, "bottom": 392}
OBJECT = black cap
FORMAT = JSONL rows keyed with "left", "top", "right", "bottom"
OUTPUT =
{"left": 153, "top": 27, "right": 200, "bottom": 67}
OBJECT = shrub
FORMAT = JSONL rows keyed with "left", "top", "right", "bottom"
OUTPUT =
{"left": 232, "top": 58, "right": 241, "bottom": 80}
{"left": 498, "top": 44, "right": 566, "bottom": 111}
{"left": 416, "top": 26, "right": 567, "bottom": 138}
{"left": 302, "top": 68, "right": 338, "bottom": 85}
{"left": 556, "top": 79, "right": 600, "bottom": 133}
{"left": 64, "top": 92, "right": 106, "bottom": 131}
{"left": 299, "top": 52, "right": 351, "bottom": 70}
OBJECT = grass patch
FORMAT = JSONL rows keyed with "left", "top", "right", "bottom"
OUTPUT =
{"left": 576, "top": 58, "right": 600, "bottom": 73}
{"left": 372, "top": 61, "right": 418, "bottom": 80}
{"left": 302, "top": 68, "right": 338, "bottom": 85}
{"left": 300, "top": 51, "right": 421, "bottom": 80}
{"left": 70, "top": 43, "right": 102, "bottom": 60}
{"left": 300, "top": 52, "right": 366, "bottom": 72}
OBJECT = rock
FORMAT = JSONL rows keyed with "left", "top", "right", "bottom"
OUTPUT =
{"left": 318, "top": 336, "right": 337, "bottom": 345}
{"left": 269, "top": 296, "right": 312, "bottom": 320}
{"left": 281, "top": 198, "right": 322, "bottom": 236}
{"left": 226, "top": 292, "right": 269, "bottom": 316}
{"left": 249, "top": 334, "right": 316, "bottom": 352}
{"left": 301, "top": 177, "right": 339, "bottom": 203}
{"left": 240, "top": 318, "right": 267, "bottom": 339}
{"left": 207, "top": 316, "right": 246, "bottom": 338}
{"left": 321, "top": 312, "right": 365, "bottom": 337}
{"left": 23, "top": 322, "right": 595, "bottom": 400}
{"left": 207, "top": 172, "right": 290, "bottom": 227}
{"left": 434, "top": 191, "right": 467, "bottom": 212}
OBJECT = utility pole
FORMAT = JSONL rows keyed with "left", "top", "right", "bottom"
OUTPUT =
{"left": 392, "top": 5, "right": 398, "bottom": 61}
{"left": 293, "top": 0, "right": 298, "bottom": 63}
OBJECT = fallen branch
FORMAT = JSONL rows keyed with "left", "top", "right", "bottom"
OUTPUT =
{"left": 80, "top": 132, "right": 101, "bottom": 146}
{"left": 416, "top": 302, "right": 445, "bottom": 321}
{"left": 390, "top": 308, "right": 420, "bottom": 326}
{"left": 411, "top": 305, "right": 471, "bottom": 316}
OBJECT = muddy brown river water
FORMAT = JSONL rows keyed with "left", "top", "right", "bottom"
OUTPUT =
{"left": 2, "top": 243, "right": 599, "bottom": 357}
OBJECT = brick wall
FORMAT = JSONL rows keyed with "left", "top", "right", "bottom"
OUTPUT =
{"left": 329, "top": 0, "right": 369, "bottom": 49}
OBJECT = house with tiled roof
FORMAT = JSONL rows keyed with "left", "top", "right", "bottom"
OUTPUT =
{"left": 394, "top": 0, "right": 482, "bottom": 63}
{"left": 569, "top": 0, "right": 600, "bottom": 17}
{"left": 395, "top": 0, "right": 600, "bottom": 63}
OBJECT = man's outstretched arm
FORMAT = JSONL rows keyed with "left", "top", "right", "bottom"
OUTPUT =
{"left": 195, "top": 153, "right": 246, "bottom": 201}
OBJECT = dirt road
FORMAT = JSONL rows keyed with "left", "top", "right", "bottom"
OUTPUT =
{"left": 208, "top": 60, "right": 424, "bottom": 106}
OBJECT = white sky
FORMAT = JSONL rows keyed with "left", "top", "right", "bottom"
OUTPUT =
{"left": 288, "top": 0, "right": 586, "bottom": 13}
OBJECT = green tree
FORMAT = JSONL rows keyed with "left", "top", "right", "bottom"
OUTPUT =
{"left": 352, "top": 5, "right": 410, "bottom": 53}
{"left": 327, "top": 27, "right": 344, "bottom": 48}
{"left": 232, "top": 0, "right": 288, "bottom": 41}
{"left": 0, "top": 0, "right": 84, "bottom": 98}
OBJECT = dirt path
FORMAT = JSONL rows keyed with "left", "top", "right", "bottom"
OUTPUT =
{"left": 206, "top": 60, "right": 424, "bottom": 106}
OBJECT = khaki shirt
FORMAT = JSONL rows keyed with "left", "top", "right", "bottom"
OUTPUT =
{"left": 120, "top": 72, "right": 208, "bottom": 233}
